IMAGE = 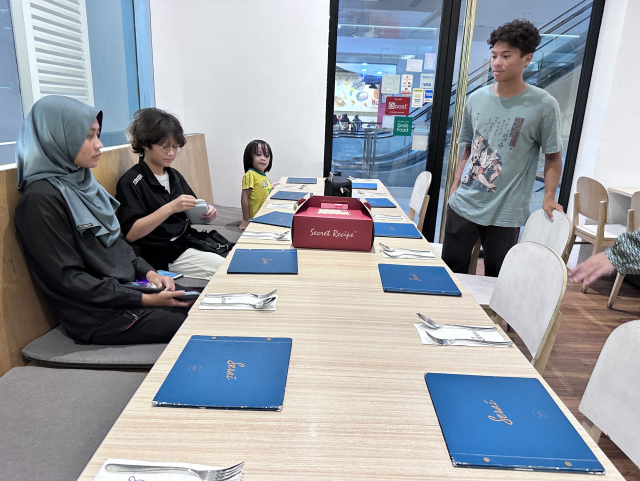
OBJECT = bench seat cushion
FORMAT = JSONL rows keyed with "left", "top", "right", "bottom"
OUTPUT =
{"left": 21, "top": 325, "right": 167, "bottom": 368}
{"left": 0, "top": 367, "right": 145, "bottom": 481}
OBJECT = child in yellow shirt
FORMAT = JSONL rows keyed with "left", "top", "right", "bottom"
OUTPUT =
{"left": 240, "top": 140, "right": 278, "bottom": 230}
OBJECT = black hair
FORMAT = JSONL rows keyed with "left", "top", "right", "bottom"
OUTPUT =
{"left": 487, "top": 19, "right": 541, "bottom": 56}
{"left": 127, "top": 108, "right": 187, "bottom": 155}
{"left": 243, "top": 140, "right": 273, "bottom": 173}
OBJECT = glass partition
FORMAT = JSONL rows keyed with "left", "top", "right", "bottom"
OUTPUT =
{"left": 432, "top": 0, "right": 593, "bottom": 238}
{"left": 0, "top": 0, "right": 24, "bottom": 164}
{"left": 0, "top": 0, "right": 154, "bottom": 164}
{"left": 331, "top": 0, "right": 444, "bottom": 213}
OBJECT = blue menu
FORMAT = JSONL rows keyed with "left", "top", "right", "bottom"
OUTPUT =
{"left": 228, "top": 249, "right": 298, "bottom": 274}
{"left": 251, "top": 211, "right": 293, "bottom": 228}
{"left": 352, "top": 182, "right": 377, "bottom": 190}
{"left": 378, "top": 264, "right": 461, "bottom": 296}
{"left": 153, "top": 336, "right": 292, "bottom": 410}
{"left": 374, "top": 222, "right": 422, "bottom": 239}
{"left": 270, "top": 191, "right": 308, "bottom": 201}
{"left": 365, "top": 198, "right": 396, "bottom": 208}
{"left": 287, "top": 177, "right": 317, "bottom": 184}
{"left": 425, "top": 373, "right": 604, "bottom": 473}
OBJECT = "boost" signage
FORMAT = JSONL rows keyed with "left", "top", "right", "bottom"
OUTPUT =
{"left": 384, "top": 96, "right": 411, "bottom": 116}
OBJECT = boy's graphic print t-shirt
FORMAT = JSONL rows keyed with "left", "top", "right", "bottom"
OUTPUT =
{"left": 449, "top": 85, "right": 562, "bottom": 227}
{"left": 242, "top": 168, "right": 272, "bottom": 219}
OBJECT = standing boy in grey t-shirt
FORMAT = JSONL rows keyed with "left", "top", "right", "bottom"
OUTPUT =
{"left": 442, "top": 19, "right": 564, "bottom": 277}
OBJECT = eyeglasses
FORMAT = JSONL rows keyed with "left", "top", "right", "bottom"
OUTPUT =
{"left": 156, "top": 143, "right": 182, "bottom": 155}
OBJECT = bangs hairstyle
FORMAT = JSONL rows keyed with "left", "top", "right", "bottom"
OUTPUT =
{"left": 127, "top": 108, "right": 187, "bottom": 155}
{"left": 487, "top": 19, "right": 541, "bottom": 56}
{"left": 243, "top": 140, "right": 273, "bottom": 173}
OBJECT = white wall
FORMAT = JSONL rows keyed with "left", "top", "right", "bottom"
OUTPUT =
{"left": 570, "top": 0, "right": 640, "bottom": 215}
{"left": 150, "top": 0, "right": 330, "bottom": 207}
{"left": 565, "top": 0, "right": 640, "bottom": 266}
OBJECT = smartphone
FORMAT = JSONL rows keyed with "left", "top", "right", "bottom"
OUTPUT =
{"left": 123, "top": 281, "right": 163, "bottom": 293}
{"left": 176, "top": 291, "right": 201, "bottom": 301}
{"left": 157, "top": 270, "right": 184, "bottom": 279}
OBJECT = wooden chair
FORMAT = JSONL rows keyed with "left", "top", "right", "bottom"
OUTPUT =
{"left": 607, "top": 191, "right": 640, "bottom": 309}
{"left": 407, "top": 171, "right": 431, "bottom": 231}
{"left": 456, "top": 209, "right": 572, "bottom": 308}
{"left": 578, "top": 320, "right": 640, "bottom": 467}
{"left": 489, "top": 242, "right": 567, "bottom": 375}
{"left": 566, "top": 177, "right": 626, "bottom": 293}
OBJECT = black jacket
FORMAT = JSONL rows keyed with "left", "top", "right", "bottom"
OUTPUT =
{"left": 15, "top": 180, "right": 153, "bottom": 342}
{"left": 116, "top": 159, "right": 198, "bottom": 270}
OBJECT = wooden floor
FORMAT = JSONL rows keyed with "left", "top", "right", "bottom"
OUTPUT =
{"left": 477, "top": 260, "right": 640, "bottom": 480}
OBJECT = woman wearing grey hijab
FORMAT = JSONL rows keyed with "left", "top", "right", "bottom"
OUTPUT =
{"left": 15, "top": 95, "right": 192, "bottom": 345}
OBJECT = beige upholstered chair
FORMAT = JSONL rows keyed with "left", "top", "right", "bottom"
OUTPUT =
{"left": 456, "top": 209, "right": 572, "bottom": 308}
{"left": 566, "top": 177, "right": 626, "bottom": 293}
{"left": 407, "top": 171, "right": 432, "bottom": 231}
{"left": 489, "top": 242, "right": 567, "bottom": 375}
{"left": 607, "top": 191, "right": 640, "bottom": 309}
{"left": 579, "top": 320, "right": 640, "bottom": 467}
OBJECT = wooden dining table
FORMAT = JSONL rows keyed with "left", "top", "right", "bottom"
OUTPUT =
{"left": 79, "top": 178, "right": 623, "bottom": 480}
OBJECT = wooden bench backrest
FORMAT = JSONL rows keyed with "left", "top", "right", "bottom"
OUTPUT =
{"left": 0, "top": 133, "right": 212, "bottom": 377}
{"left": 93, "top": 133, "right": 213, "bottom": 201}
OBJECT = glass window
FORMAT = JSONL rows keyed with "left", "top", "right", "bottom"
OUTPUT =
{"left": 1, "top": 0, "right": 154, "bottom": 165}
{"left": 331, "top": 0, "right": 444, "bottom": 215}
{"left": 434, "top": 0, "right": 593, "bottom": 239}
{"left": 0, "top": 0, "right": 24, "bottom": 164}
{"left": 85, "top": 0, "right": 141, "bottom": 146}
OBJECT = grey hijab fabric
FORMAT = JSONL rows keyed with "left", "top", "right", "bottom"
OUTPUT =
{"left": 16, "top": 95, "right": 121, "bottom": 247}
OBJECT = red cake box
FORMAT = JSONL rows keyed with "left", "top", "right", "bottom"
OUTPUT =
{"left": 291, "top": 196, "right": 374, "bottom": 251}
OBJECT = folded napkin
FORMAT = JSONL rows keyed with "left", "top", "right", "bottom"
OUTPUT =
{"left": 267, "top": 203, "right": 295, "bottom": 209}
{"left": 242, "top": 231, "right": 291, "bottom": 241}
{"left": 93, "top": 458, "right": 243, "bottom": 481}
{"left": 382, "top": 250, "right": 436, "bottom": 259}
{"left": 199, "top": 294, "right": 278, "bottom": 310}
{"left": 373, "top": 214, "right": 404, "bottom": 220}
{"left": 413, "top": 324, "right": 510, "bottom": 347}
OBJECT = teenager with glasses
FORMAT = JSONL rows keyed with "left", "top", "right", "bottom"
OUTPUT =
{"left": 116, "top": 108, "right": 229, "bottom": 280}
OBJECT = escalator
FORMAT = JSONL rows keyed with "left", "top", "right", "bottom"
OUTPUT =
{"left": 331, "top": 0, "right": 593, "bottom": 187}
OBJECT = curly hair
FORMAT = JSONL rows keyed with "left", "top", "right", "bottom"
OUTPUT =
{"left": 127, "top": 108, "right": 187, "bottom": 155}
{"left": 487, "top": 19, "right": 541, "bottom": 56}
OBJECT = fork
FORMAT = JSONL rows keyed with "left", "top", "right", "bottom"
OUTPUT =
{"left": 206, "top": 289, "right": 277, "bottom": 300}
{"left": 267, "top": 203, "right": 295, "bottom": 209}
{"left": 379, "top": 243, "right": 433, "bottom": 255}
{"left": 242, "top": 230, "right": 290, "bottom": 239}
{"left": 358, "top": 190, "right": 386, "bottom": 196}
{"left": 201, "top": 296, "right": 277, "bottom": 309}
{"left": 422, "top": 328, "right": 512, "bottom": 347}
{"left": 383, "top": 251, "right": 435, "bottom": 259}
{"left": 417, "top": 312, "right": 497, "bottom": 331}
{"left": 105, "top": 460, "right": 244, "bottom": 481}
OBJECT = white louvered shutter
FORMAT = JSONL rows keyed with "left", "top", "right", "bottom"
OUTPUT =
{"left": 10, "top": 0, "right": 94, "bottom": 112}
